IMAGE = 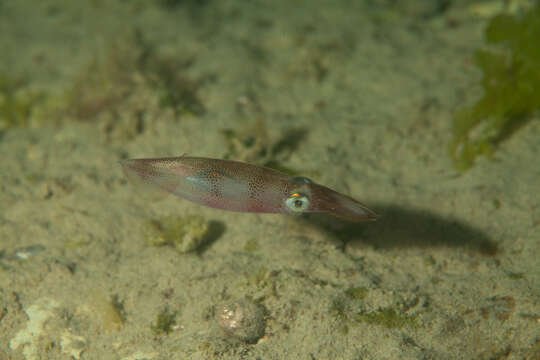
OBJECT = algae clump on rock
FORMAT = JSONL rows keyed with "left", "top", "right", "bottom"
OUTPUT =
{"left": 143, "top": 215, "right": 209, "bottom": 253}
{"left": 450, "top": 4, "right": 540, "bottom": 172}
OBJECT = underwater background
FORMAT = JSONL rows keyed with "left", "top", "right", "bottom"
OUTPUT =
{"left": 1, "top": 0, "right": 539, "bottom": 359}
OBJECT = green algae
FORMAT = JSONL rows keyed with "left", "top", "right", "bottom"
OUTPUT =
{"left": 0, "top": 72, "right": 45, "bottom": 131}
{"left": 354, "top": 308, "right": 417, "bottom": 329}
{"left": 506, "top": 271, "right": 525, "bottom": 280}
{"left": 151, "top": 307, "right": 177, "bottom": 335}
{"left": 344, "top": 287, "right": 368, "bottom": 301}
{"left": 330, "top": 288, "right": 419, "bottom": 334}
{"left": 450, "top": 4, "right": 540, "bottom": 172}
{"left": 243, "top": 238, "right": 260, "bottom": 253}
{"left": 330, "top": 298, "right": 350, "bottom": 335}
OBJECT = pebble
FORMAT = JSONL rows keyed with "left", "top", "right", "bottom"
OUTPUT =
{"left": 217, "top": 299, "right": 266, "bottom": 344}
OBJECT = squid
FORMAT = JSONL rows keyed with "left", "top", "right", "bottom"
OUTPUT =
{"left": 120, "top": 156, "right": 377, "bottom": 222}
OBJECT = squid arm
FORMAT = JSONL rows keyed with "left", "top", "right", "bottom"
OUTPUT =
{"left": 120, "top": 156, "right": 377, "bottom": 222}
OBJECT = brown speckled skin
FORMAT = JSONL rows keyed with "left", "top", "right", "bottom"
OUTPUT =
{"left": 121, "top": 156, "right": 377, "bottom": 221}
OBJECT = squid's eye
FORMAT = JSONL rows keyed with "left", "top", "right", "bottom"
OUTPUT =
{"left": 285, "top": 193, "right": 310, "bottom": 213}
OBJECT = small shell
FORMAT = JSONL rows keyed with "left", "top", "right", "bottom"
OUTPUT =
{"left": 217, "top": 299, "right": 266, "bottom": 343}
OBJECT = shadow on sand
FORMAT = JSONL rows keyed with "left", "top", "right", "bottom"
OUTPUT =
{"left": 301, "top": 203, "right": 498, "bottom": 256}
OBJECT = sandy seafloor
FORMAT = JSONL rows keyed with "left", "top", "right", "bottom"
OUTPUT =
{"left": 0, "top": 0, "right": 539, "bottom": 359}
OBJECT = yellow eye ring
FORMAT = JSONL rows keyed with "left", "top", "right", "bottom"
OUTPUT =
{"left": 285, "top": 193, "right": 310, "bottom": 213}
